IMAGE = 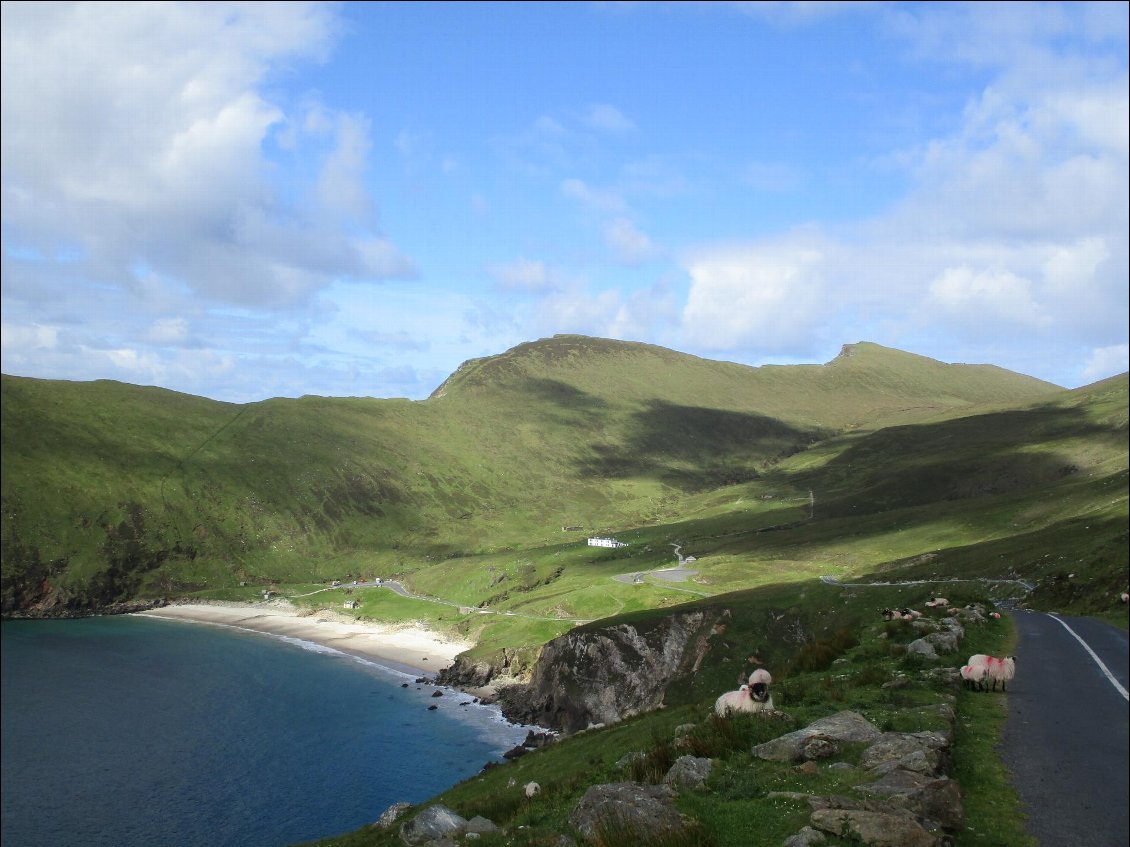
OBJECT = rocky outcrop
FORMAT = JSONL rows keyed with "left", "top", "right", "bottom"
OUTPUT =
{"left": 495, "top": 607, "right": 728, "bottom": 734}
{"left": 770, "top": 710, "right": 964, "bottom": 847}
{"left": 1, "top": 597, "right": 169, "bottom": 620}
{"left": 569, "top": 783, "right": 691, "bottom": 844}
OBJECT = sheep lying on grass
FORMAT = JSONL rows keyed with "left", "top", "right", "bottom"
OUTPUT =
{"left": 715, "top": 684, "right": 753, "bottom": 716}
{"left": 715, "top": 671, "right": 776, "bottom": 717}
{"left": 924, "top": 597, "right": 950, "bottom": 608}
{"left": 747, "top": 668, "right": 775, "bottom": 712}
{"left": 967, "top": 654, "right": 1016, "bottom": 691}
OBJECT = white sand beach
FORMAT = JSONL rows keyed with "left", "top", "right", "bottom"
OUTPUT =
{"left": 135, "top": 601, "right": 472, "bottom": 677}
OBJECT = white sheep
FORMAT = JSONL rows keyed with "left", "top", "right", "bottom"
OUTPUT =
{"left": 524, "top": 781, "right": 541, "bottom": 799}
{"left": 714, "top": 684, "right": 752, "bottom": 716}
{"left": 747, "top": 668, "right": 775, "bottom": 711}
{"left": 968, "top": 654, "right": 1016, "bottom": 691}
{"left": 901, "top": 608, "right": 922, "bottom": 620}
{"left": 924, "top": 597, "right": 950, "bottom": 608}
{"left": 1120, "top": 592, "right": 1128, "bottom": 604}
{"left": 960, "top": 663, "right": 987, "bottom": 691}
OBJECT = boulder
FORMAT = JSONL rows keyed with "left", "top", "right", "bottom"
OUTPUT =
{"left": 783, "top": 826, "right": 828, "bottom": 847}
{"left": 464, "top": 815, "right": 500, "bottom": 835}
{"left": 859, "top": 732, "right": 950, "bottom": 777}
{"left": 569, "top": 782, "right": 689, "bottom": 844}
{"left": 905, "top": 638, "right": 939, "bottom": 660}
{"left": 399, "top": 804, "right": 467, "bottom": 846}
{"left": 809, "top": 809, "right": 939, "bottom": 847}
{"left": 662, "top": 756, "right": 712, "bottom": 791}
{"left": 753, "top": 711, "right": 881, "bottom": 763}
{"left": 374, "top": 801, "right": 410, "bottom": 829}
{"left": 857, "top": 769, "right": 964, "bottom": 831}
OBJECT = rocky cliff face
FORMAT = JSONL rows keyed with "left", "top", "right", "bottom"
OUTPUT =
{"left": 494, "top": 607, "right": 729, "bottom": 734}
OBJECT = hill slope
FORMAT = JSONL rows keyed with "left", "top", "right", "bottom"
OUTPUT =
{"left": 0, "top": 336, "right": 1091, "bottom": 615}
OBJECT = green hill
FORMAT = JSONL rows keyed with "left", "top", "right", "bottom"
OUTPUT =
{"left": 1, "top": 336, "right": 1072, "bottom": 615}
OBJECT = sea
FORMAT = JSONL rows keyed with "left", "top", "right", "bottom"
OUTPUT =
{"left": 0, "top": 616, "right": 531, "bottom": 847}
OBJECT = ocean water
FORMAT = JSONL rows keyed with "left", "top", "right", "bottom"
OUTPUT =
{"left": 1, "top": 616, "right": 530, "bottom": 847}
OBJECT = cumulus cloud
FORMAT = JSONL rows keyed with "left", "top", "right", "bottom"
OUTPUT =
{"left": 680, "top": 237, "right": 831, "bottom": 352}
{"left": 0, "top": 1, "right": 413, "bottom": 314}
{"left": 1081, "top": 343, "right": 1129, "bottom": 384}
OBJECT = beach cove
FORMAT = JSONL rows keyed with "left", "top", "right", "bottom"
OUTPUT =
{"left": 135, "top": 600, "right": 475, "bottom": 681}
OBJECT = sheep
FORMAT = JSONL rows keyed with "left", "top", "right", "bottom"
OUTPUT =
{"left": 901, "top": 608, "right": 922, "bottom": 620}
{"left": 1120, "top": 592, "right": 1128, "bottom": 604}
{"left": 990, "top": 612, "right": 1002, "bottom": 620}
{"left": 960, "top": 663, "right": 987, "bottom": 691}
{"left": 747, "top": 668, "right": 775, "bottom": 711}
{"left": 524, "top": 781, "right": 541, "bottom": 799}
{"left": 924, "top": 597, "right": 950, "bottom": 608}
{"left": 967, "top": 654, "right": 1017, "bottom": 691}
{"left": 715, "top": 684, "right": 752, "bottom": 716}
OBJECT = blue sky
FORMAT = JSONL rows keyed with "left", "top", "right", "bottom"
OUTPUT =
{"left": 2, "top": 1, "right": 1127, "bottom": 402}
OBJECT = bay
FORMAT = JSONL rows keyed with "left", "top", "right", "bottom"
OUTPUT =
{"left": 1, "top": 617, "right": 528, "bottom": 847}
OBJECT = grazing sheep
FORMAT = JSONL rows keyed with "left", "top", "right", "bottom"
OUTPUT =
{"left": 924, "top": 597, "right": 950, "bottom": 608}
{"left": 901, "top": 608, "right": 922, "bottom": 620}
{"left": 524, "top": 781, "right": 541, "bottom": 799}
{"left": 882, "top": 608, "right": 900, "bottom": 621}
{"left": 960, "top": 663, "right": 987, "bottom": 691}
{"left": 968, "top": 654, "right": 1017, "bottom": 691}
{"left": 1120, "top": 592, "right": 1128, "bottom": 604}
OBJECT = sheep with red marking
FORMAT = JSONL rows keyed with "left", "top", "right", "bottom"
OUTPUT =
{"left": 967, "top": 654, "right": 1016, "bottom": 691}
{"left": 714, "top": 684, "right": 753, "bottom": 717}
{"left": 960, "top": 663, "right": 987, "bottom": 691}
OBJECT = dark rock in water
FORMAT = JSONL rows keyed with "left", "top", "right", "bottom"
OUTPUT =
{"left": 460, "top": 701, "right": 472, "bottom": 706}
{"left": 401, "top": 683, "right": 409, "bottom": 688}
{"left": 431, "top": 689, "right": 443, "bottom": 698}
{"left": 427, "top": 705, "right": 438, "bottom": 711}
{"left": 502, "top": 745, "right": 529, "bottom": 759}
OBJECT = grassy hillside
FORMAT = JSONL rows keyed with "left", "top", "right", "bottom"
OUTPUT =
{"left": 1, "top": 336, "right": 1067, "bottom": 613}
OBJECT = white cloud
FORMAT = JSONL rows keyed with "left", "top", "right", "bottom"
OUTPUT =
{"left": 926, "top": 266, "right": 1051, "bottom": 332}
{"left": 489, "top": 258, "right": 556, "bottom": 292}
{"left": 146, "top": 318, "right": 191, "bottom": 346}
{"left": 0, "top": 1, "right": 412, "bottom": 315}
{"left": 604, "top": 218, "right": 658, "bottom": 265}
{"left": 680, "top": 238, "right": 830, "bottom": 352}
{"left": 583, "top": 104, "right": 636, "bottom": 133}
{"left": 1081, "top": 344, "right": 1129, "bottom": 383}
{"left": 561, "top": 178, "right": 627, "bottom": 214}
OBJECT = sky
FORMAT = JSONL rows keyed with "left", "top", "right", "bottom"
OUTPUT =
{"left": 2, "top": 1, "right": 1128, "bottom": 403}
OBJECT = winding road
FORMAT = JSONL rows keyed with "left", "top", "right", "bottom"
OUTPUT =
{"left": 1000, "top": 610, "right": 1128, "bottom": 847}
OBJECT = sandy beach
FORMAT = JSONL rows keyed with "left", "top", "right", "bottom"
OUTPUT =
{"left": 135, "top": 601, "right": 472, "bottom": 677}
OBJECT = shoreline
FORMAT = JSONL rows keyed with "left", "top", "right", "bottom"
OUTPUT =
{"left": 134, "top": 600, "right": 474, "bottom": 681}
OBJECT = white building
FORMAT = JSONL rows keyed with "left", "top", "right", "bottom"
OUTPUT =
{"left": 588, "top": 537, "right": 627, "bottom": 548}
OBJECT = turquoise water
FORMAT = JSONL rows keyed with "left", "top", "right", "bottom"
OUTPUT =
{"left": 1, "top": 617, "right": 527, "bottom": 847}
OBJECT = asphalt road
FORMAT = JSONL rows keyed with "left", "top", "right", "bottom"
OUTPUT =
{"left": 1000, "top": 610, "right": 1129, "bottom": 847}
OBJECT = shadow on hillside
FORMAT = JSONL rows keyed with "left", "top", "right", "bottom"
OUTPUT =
{"left": 575, "top": 400, "right": 823, "bottom": 491}
{"left": 791, "top": 403, "right": 1125, "bottom": 519}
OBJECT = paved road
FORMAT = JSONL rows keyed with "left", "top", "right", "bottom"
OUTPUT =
{"left": 1001, "top": 610, "right": 1129, "bottom": 847}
